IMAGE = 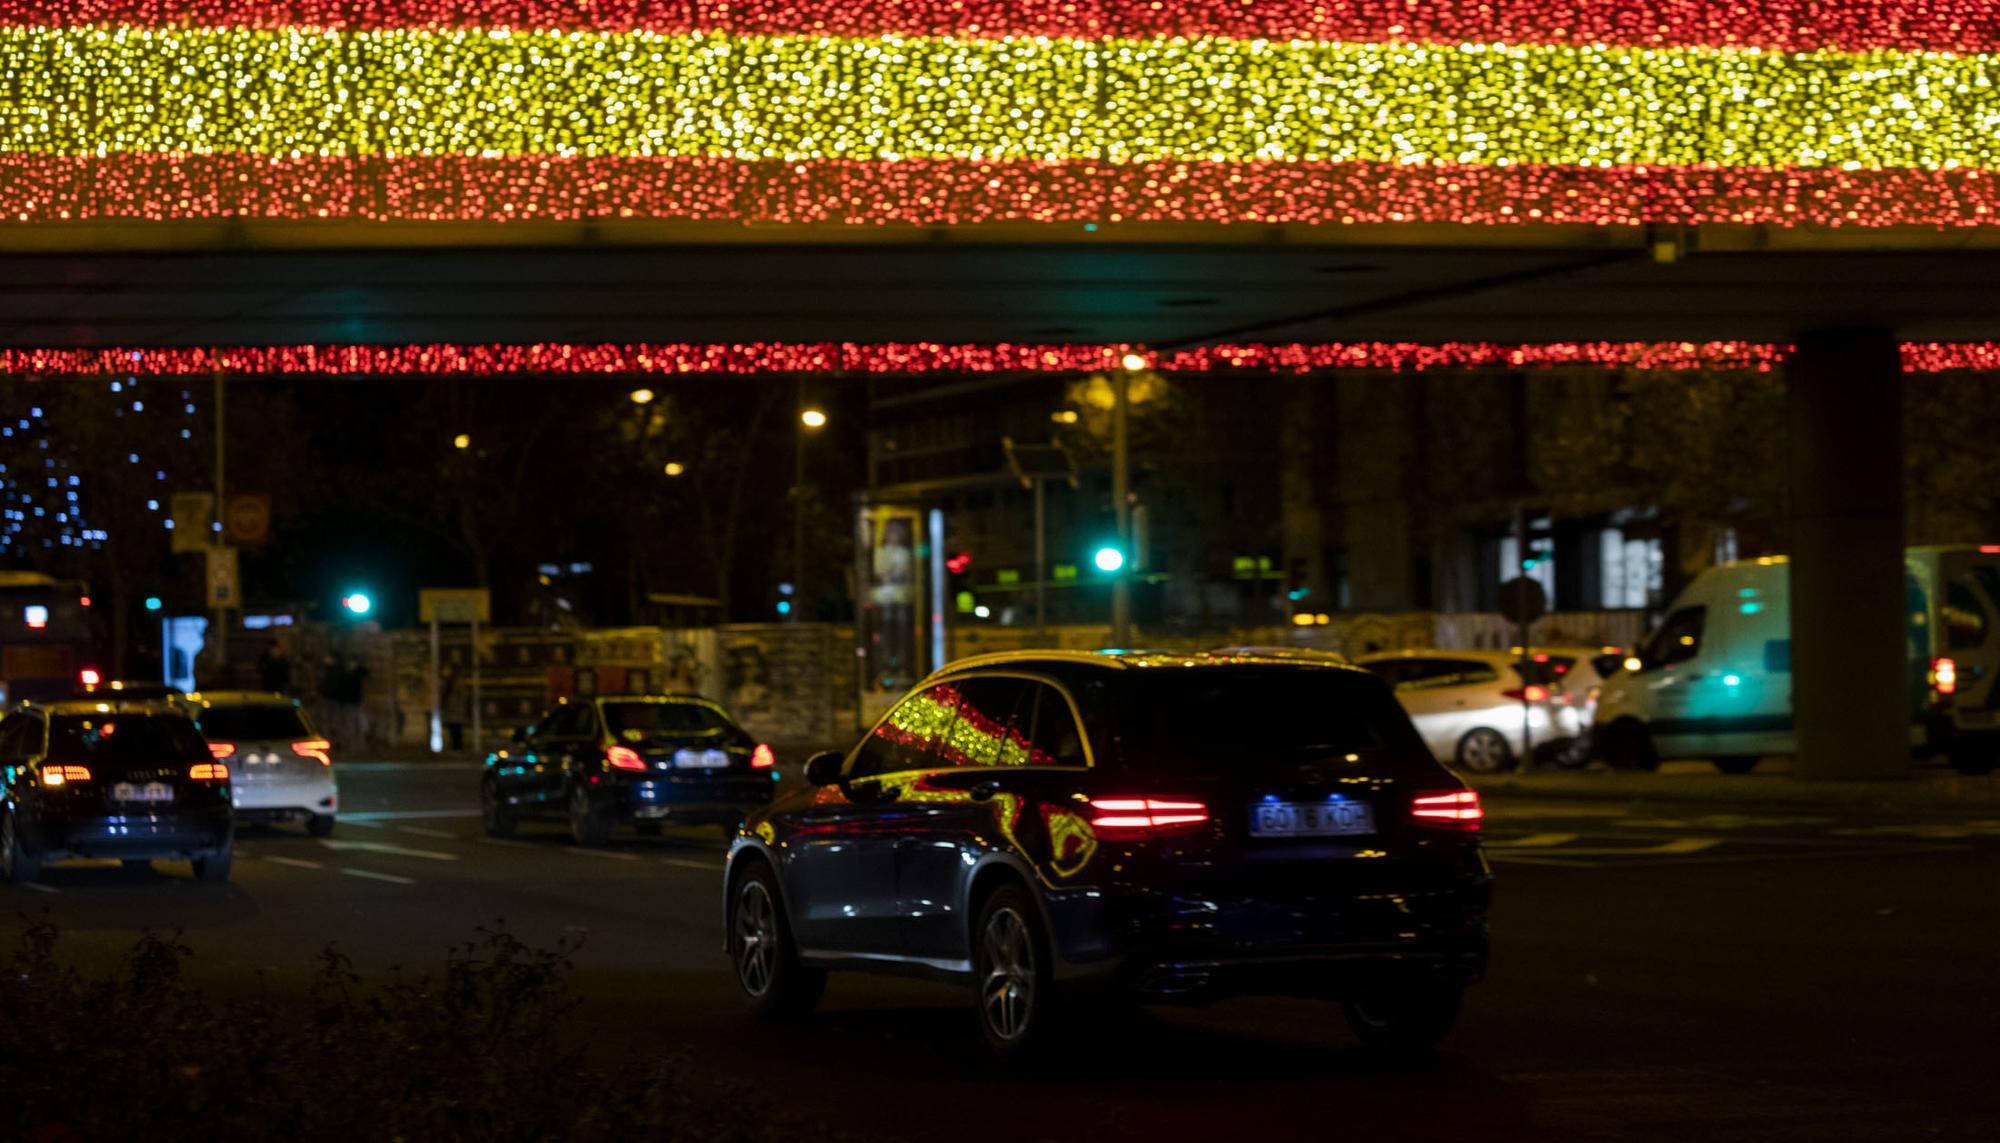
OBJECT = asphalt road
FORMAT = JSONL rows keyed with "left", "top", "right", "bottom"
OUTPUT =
{"left": 5, "top": 762, "right": 1997, "bottom": 1142}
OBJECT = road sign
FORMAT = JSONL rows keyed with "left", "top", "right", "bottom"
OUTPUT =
{"left": 224, "top": 493, "right": 270, "bottom": 546}
{"left": 205, "top": 546, "right": 240, "bottom": 608}
{"left": 420, "top": 588, "right": 491, "bottom": 624}
{"left": 170, "top": 492, "right": 214, "bottom": 554}
{"left": 1498, "top": 576, "right": 1548, "bottom": 626}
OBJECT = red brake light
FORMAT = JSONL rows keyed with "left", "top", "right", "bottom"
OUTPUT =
{"left": 1410, "top": 790, "right": 1483, "bottom": 831}
{"left": 606, "top": 745, "right": 646, "bottom": 771}
{"left": 190, "top": 762, "right": 230, "bottom": 781}
{"left": 291, "top": 739, "right": 331, "bottom": 766}
{"left": 751, "top": 743, "right": 776, "bottom": 769}
{"left": 1932, "top": 657, "right": 1959, "bottom": 697}
{"left": 41, "top": 764, "right": 91, "bottom": 787}
{"left": 1501, "top": 685, "right": 1551, "bottom": 703}
{"left": 1087, "top": 797, "right": 1211, "bottom": 839}
{"left": 78, "top": 668, "right": 102, "bottom": 687}
{"left": 208, "top": 742, "right": 236, "bottom": 760}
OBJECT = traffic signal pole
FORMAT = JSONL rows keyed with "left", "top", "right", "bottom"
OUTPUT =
{"left": 1111, "top": 369, "right": 1131, "bottom": 647}
{"left": 212, "top": 365, "right": 227, "bottom": 671}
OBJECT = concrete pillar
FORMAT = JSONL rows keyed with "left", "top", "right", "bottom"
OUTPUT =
{"left": 1787, "top": 329, "right": 1907, "bottom": 780}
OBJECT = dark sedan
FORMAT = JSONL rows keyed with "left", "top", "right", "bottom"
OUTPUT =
{"left": 482, "top": 695, "right": 776, "bottom": 845}
{"left": 0, "top": 701, "right": 235, "bottom": 883}
{"left": 723, "top": 651, "right": 1491, "bottom": 1058}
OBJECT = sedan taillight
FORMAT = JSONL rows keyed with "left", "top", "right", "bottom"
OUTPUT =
{"left": 190, "top": 762, "right": 230, "bottom": 781}
{"left": 606, "top": 745, "right": 646, "bottom": 771}
{"left": 41, "top": 764, "right": 92, "bottom": 787}
{"left": 1087, "top": 797, "right": 1211, "bottom": 839}
{"left": 1410, "top": 789, "right": 1483, "bottom": 831}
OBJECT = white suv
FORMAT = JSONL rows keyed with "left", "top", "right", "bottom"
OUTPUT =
{"left": 191, "top": 691, "right": 339, "bottom": 835}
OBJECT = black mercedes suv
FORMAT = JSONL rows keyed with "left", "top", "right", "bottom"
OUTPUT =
{"left": 1, "top": 701, "right": 235, "bottom": 883}
{"left": 723, "top": 651, "right": 1491, "bottom": 1058}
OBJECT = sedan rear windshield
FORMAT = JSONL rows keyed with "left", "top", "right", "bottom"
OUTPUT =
{"left": 603, "top": 701, "right": 735, "bottom": 739}
{"left": 1118, "top": 667, "right": 1430, "bottom": 772}
{"left": 49, "top": 715, "right": 209, "bottom": 764}
{"left": 197, "top": 705, "right": 310, "bottom": 742}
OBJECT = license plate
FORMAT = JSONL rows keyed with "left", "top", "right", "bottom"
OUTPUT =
{"left": 112, "top": 782, "right": 175, "bottom": 804}
{"left": 673, "top": 749, "right": 729, "bottom": 769}
{"left": 1249, "top": 801, "right": 1374, "bottom": 838}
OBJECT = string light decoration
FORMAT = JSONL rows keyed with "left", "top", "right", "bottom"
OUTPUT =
{"left": 3, "top": 342, "right": 1995, "bottom": 377}
{"left": 3, "top": 3, "right": 1994, "bottom": 53}
{"left": 0, "top": 7, "right": 1994, "bottom": 229}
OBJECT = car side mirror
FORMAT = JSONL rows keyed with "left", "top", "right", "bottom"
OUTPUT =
{"left": 803, "top": 750, "right": 844, "bottom": 787}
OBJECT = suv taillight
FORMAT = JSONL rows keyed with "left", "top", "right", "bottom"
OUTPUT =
{"left": 1410, "top": 790, "right": 1483, "bottom": 831}
{"left": 1087, "top": 797, "right": 1211, "bottom": 839}
{"left": 1931, "top": 657, "right": 1958, "bottom": 698}
{"left": 1500, "top": 685, "right": 1552, "bottom": 703}
{"left": 291, "top": 739, "right": 331, "bottom": 765}
{"left": 751, "top": 743, "right": 775, "bottom": 769}
{"left": 606, "top": 745, "right": 646, "bottom": 771}
{"left": 41, "top": 764, "right": 92, "bottom": 787}
{"left": 208, "top": 742, "right": 236, "bottom": 760}
{"left": 190, "top": 762, "right": 230, "bottom": 781}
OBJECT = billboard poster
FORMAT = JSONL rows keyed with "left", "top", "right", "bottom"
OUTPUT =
{"left": 856, "top": 504, "right": 923, "bottom": 703}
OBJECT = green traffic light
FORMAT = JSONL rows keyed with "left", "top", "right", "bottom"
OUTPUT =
{"left": 1093, "top": 545, "right": 1127, "bottom": 573}
{"left": 342, "top": 592, "right": 373, "bottom": 616}
{"left": 143, "top": 596, "right": 163, "bottom": 612}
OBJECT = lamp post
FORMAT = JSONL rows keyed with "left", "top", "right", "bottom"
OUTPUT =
{"left": 795, "top": 389, "right": 827, "bottom": 622}
{"left": 1110, "top": 353, "right": 1146, "bottom": 647}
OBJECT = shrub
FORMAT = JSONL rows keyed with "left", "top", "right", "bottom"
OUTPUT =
{"left": 0, "top": 917, "right": 835, "bottom": 1143}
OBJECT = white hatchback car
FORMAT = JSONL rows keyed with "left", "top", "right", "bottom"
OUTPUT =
{"left": 189, "top": 691, "right": 338, "bottom": 835}
{"left": 1355, "top": 649, "right": 1594, "bottom": 773}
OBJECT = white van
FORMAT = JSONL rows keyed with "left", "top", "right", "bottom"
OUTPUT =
{"left": 1592, "top": 546, "right": 2000, "bottom": 775}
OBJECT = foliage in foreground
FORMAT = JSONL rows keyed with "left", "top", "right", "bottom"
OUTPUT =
{"left": 0, "top": 919, "right": 830, "bottom": 1143}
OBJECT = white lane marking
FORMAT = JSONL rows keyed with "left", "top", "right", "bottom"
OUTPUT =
{"left": 263, "top": 855, "right": 325, "bottom": 870}
{"left": 657, "top": 857, "right": 725, "bottom": 872}
{"left": 563, "top": 847, "right": 639, "bottom": 861}
{"left": 21, "top": 882, "right": 59, "bottom": 894}
{"left": 478, "top": 837, "right": 536, "bottom": 849}
{"left": 396, "top": 825, "right": 458, "bottom": 839}
{"left": 340, "top": 867, "right": 416, "bottom": 885}
{"left": 1484, "top": 832, "right": 1582, "bottom": 849}
{"left": 336, "top": 762, "right": 484, "bottom": 773}
{"left": 318, "top": 839, "right": 460, "bottom": 862}
{"left": 342, "top": 809, "right": 482, "bottom": 821}
{"left": 341, "top": 819, "right": 385, "bottom": 829}
{"left": 1493, "top": 836, "right": 1723, "bottom": 857}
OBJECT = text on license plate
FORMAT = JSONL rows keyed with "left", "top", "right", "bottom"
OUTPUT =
{"left": 112, "top": 782, "right": 175, "bottom": 804}
{"left": 1249, "top": 801, "right": 1374, "bottom": 838}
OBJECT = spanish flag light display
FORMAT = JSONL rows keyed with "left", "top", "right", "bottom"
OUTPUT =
{"left": 3, "top": 0, "right": 1999, "bottom": 228}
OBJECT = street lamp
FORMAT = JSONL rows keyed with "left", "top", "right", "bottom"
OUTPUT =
{"left": 452, "top": 433, "right": 470, "bottom": 450}
{"left": 628, "top": 388, "right": 655, "bottom": 405}
{"left": 793, "top": 398, "right": 827, "bottom": 621}
{"left": 663, "top": 461, "right": 685, "bottom": 477}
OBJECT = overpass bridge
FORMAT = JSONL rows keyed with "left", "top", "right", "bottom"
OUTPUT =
{"left": 5, "top": 1, "right": 2000, "bottom": 777}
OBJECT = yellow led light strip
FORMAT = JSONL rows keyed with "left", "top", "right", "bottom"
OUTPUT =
{"left": 2, "top": 29, "right": 1997, "bottom": 170}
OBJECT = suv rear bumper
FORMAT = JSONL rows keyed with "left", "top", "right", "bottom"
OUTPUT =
{"left": 28, "top": 812, "right": 232, "bottom": 861}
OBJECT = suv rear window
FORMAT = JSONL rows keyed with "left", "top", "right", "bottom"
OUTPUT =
{"left": 197, "top": 704, "right": 310, "bottom": 742}
{"left": 603, "top": 701, "right": 735, "bottom": 740}
{"left": 1117, "top": 667, "right": 1429, "bottom": 772}
{"left": 49, "top": 714, "right": 208, "bottom": 764}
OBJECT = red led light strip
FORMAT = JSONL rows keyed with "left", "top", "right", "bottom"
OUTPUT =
{"left": 5, "top": 155, "right": 1997, "bottom": 229}
{"left": 3, "top": 342, "right": 1995, "bottom": 377}
{"left": 8, "top": 1, "right": 1995, "bottom": 52}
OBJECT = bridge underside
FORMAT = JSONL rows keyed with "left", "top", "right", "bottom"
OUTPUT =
{"left": 4, "top": 225, "right": 1999, "bottom": 349}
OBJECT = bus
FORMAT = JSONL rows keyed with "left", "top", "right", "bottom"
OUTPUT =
{"left": 1, "top": 571, "right": 97, "bottom": 706}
